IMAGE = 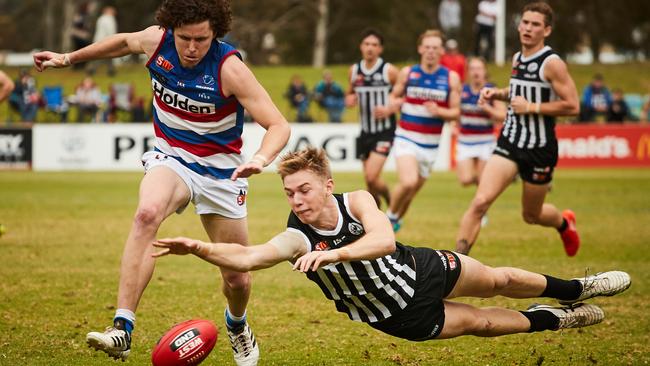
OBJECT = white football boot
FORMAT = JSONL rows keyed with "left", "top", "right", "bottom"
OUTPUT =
{"left": 86, "top": 326, "right": 131, "bottom": 361}
{"left": 559, "top": 271, "right": 631, "bottom": 305}
{"left": 527, "top": 303, "right": 604, "bottom": 330}
{"left": 228, "top": 322, "right": 259, "bottom": 366}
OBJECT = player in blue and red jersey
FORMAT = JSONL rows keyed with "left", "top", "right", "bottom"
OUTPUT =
{"left": 375, "top": 30, "right": 461, "bottom": 232}
{"left": 33, "top": 1, "right": 290, "bottom": 364}
{"left": 456, "top": 57, "right": 506, "bottom": 188}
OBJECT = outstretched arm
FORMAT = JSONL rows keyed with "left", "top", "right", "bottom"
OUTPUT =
{"left": 0, "top": 71, "right": 15, "bottom": 103}
{"left": 220, "top": 56, "right": 291, "bottom": 180}
{"left": 293, "top": 190, "right": 396, "bottom": 272}
{"left": 153, "top": 230, "right": 308, "bottom": 272}
{"left": 33, "top": 25, "right": 164, "bottom": 71}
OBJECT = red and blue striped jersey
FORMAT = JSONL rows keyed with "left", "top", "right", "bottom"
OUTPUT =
{"left": 146, "top": 28, "right": 244, "bottom": 180}
{"left": 459, "top": 83, "right": 496, "bottom": 145}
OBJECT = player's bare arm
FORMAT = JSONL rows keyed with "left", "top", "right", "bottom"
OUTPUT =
{"left": 424, "top": 70, "right": 461, "bottom": 120}
{"left": 293, "top": 190, "right": 395, "bottom": 272}
{"left": 478, "top": 97, "right": 507, "bottom": 122}
{"left": 34, "top": 26, "right": 164, "bottom": 71}
{"left": 480, "top": 86, "right": 510, "bottom": 104}
{"left": 153, "top": 230, "right": 307, "bottom": 272}
{"left": 0, "top": 70, "right": 15, "bottom": 102}
{"left": 221, "top": 55, "right": 291, "bottom": 179}
{"left": 345, "top": 64, "right": 358, "bottom": 107}
{"left": 375, "top": 66, "right": 409, "bottom": 118}
{"left": 511, "top": 59, "right": 578, "bottom": 116}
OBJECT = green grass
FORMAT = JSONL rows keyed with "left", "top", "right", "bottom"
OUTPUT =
{"left": 2, "top": 61, "right": 649, "bottom": 124}
{"left": 0, "top": 168, "right": 649, "bottom": 365}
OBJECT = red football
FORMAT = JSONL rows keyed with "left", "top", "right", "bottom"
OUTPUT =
{"left": 152, "top": 319, "right": 218, "bottom": 366}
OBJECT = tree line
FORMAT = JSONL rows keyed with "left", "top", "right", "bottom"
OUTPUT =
{"left": 0, "top": 0, "right": 648, "bottom": 65}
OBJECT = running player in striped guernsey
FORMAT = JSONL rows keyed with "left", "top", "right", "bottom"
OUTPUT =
{"left": 346, "top": 29, "right": 399, "bottom": 208}
{"left": 455, "top": 57, "right": 506, "bottom": 188}
{"left": 33, "top": 1, "right": 290, "bottom": 364}
{"left": 456, "top": 2, "right": 580, "bottom": 256}
{"left": 376, "top": 30, "right": 461, "bottom": 231}
{"left": 153, "top": 148, "right": 630, "bottom": 343}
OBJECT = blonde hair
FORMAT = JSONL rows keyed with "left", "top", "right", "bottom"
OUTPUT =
{"left": 417, "top": 29, "right": 445, "bottom": 46}
{"left": 277, "top": 147, "right": 332, "bottom": 180}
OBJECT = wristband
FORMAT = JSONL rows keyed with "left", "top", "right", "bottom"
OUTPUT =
{"left": 535, "top": 103, "right": 541, "bottom": 114}
{"left": 63, "top": 53, "right": 71, "bottom": 66}
{"left": 525, "top": 103, "right": 530, "bottom": 113}
{"left": 251, "top": 154, "right": 268, "bottom": 167}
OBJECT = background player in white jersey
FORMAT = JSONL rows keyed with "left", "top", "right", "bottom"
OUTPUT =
{"left": 33, "top": 0, "right": 290, "bottom": 364}
{"left": 455, "top": 57, "right": 506, "bottom": 188}
{"left": 376, "top": 30, "right": 461, "bottom": 231}
{"left": 152, "top": 147, "right": 630, "bottom": 343}
{"left": 346, "top": 29, "right": 399, "bottom": 208}
{"left": 456, "top": 2, "right": 580, "bottom": 256}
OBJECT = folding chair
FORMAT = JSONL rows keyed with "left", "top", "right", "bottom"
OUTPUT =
{"left": 42, "top": 86, "right": 69, "bottom": 122}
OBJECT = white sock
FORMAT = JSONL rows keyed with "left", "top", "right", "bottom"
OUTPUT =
{"left": 386, "top": 210, "right": 399, "bottom": 220}
{"left": 114, "top": 308, "right": 136, "bottom": 325}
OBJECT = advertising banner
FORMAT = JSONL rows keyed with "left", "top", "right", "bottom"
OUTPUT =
{"left": 0, "top": 127, "right": 32, "bottom": 170}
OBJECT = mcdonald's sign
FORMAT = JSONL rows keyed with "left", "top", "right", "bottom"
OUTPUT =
{"left": 637, "top": 134, "right": 650, "bottom": 161}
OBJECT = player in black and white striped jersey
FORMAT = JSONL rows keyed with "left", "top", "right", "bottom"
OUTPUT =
{"left": 346, "top": 29, "right": 399, "bottom": 208}
{"left": 456, "top": 2, "right": 581, "bottom": 257}
{"left": 153, "top": 148, "right": 631, "bottom": 343}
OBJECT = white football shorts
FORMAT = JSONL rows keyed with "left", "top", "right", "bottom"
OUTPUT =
{"left": 393, "top": 136, "right": 439, "bottom": 178}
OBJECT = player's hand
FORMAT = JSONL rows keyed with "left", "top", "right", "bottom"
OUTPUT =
{"left": 373, "top": 105, "right": 391, "bottom": 119}
{"left": 479, "top": 87, "right": 498, "bottom": 104}
{"left": 230, "top": 160, "right": 263, "bottom": 180}
{"left": 510, "top": 96, "right": 530, "bottom": 115}
{"left": 33, "top": 51, "right": 70, "bottom": 72}
{"left": 152, "top": 237, "right": 201, "bottom": 257}
{"left": 345, "top": 93, "right": 357, "bottom": 107}
{"left": 293, "top": 250, "right": 341, "bottom": 272}
{"left": 423, "top": 101, "right": 439, "bottom": 116}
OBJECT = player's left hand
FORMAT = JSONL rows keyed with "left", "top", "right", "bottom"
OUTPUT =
{"left": 423, "top": 101, "right": 439, "bottom": 116}
{"left": 293, "top": 250, "right": 341, "bottom": 272}
{"left": 510, "top": 96, "right": 530, "bottom": 115}
{"left": 230, "top": 160, "right": 264, "bottom": 180}
{"left": 152, "top": 237, "right": 201, "bottom": 257}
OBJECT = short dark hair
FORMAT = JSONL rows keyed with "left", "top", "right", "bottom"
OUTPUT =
{"left": 156, "top": 0, "right": 232, "bottom": 38}
{"left": 522, "top": 1, "right": 554, "bottom": 27}
{"left": 360, "top": 28, "right": 384, "bottom": 45}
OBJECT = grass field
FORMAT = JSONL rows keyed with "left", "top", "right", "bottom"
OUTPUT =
{"left": 1, "top": 61, "right": 649, "bottom": 124}
{"left": 1, "top": 168, "right": 649, "bottom": 365}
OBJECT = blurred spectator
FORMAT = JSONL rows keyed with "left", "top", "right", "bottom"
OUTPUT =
{"left": 70, "top": 2, "right": 93, "bottom": 70}
{"left": 313, "top": 70, "right": 345, "bottom": 123}
{"left": 108, "top": 82, "right": 135, "bottom": 122}
{"left": 285, "top": 75, "right": 312, "bottom": 123}
{"left": 0, "top": 70, "right": 15, "bottom": 104}
{"left": 607, "top": 89, "right": 631, "bottom": 123}
{"left": 474, "top": 0, "right": 497, "bottom": 61}
{"left": 88, "top": 6, "right": 118, "bottom": 76}
{"left": 9, "top": 69, "right": 40, "bottom": 122}
{"left": 131, "top": 97, "right": 149, "bottom": 122}
{"left": 438, "top": 0, "right": 461, "bottom": 40}
{"left": 579, "top": 74, "right": 612, "bottom": 122}
{"left": 440, "top": 39, "right": 466, "bottom": 82}
{"left": 73, "top": 77, "right": 103, "bottom": 122}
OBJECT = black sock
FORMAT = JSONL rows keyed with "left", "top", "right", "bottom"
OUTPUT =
{"left": 520, "top": 309, "right": 560, "bottom": 332}
{"left": 540, "top": 275, "right": 582, "bottom": 301}
{"left": 557, "top": 218, "right": 568, "bottom": 232}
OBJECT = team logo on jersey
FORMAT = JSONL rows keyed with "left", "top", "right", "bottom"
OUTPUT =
{"left": 527, "top": 63, "right": 539, "bottom": 73}
{"left": 203, "top": 75, "right": 215, "bottom": 85}
{"left": 372, "top": 73, "right": 383, "bottom": 81}
{"left": 409, "top": 71, "right": 421, "bottom": 80}
{"left": 237, "top": 189, "right": 247, "bottom": 206}
{"left": 315, "top": 241, "right": 330, "bottom": 251}
{"left": 156, "top": 55, "right": 174, "bottom": 72}
{"left": 348, "top": 222, "right": 363, "bottom": 235}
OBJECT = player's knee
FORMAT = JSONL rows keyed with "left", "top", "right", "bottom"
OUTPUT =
{"left": 459, "top": 176, "right": 476, "bottom": 187}
{"left": 471, "top": 194, "right": 492, "bottom": 215}
{"left": 133, "top": 206, "right": 163, "bottom": 229}
{"left": 222, "top": 271, "right": 251, "bottom": 292}
{"left": 400, "top": 177, "right": 419, "bottom": 192}
{"left": 522, "top": 210, "right": 540, "bottom": 224}
{"left": 492, "top": 270, "right": 512, "bottom": 294}
{"left": 466, "top": 315, "right": 494, "bottom": 336}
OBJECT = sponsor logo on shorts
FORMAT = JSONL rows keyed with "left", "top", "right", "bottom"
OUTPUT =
{"left": 237, "top": 189, "right": 247, "bottom": 206}
{"left": 156, "top": 55, "right": 174, "bottom": 72}
{"left": 315, "top": 241, "right": 330, "bottom": 251}
{"left": 375, "top": 141, "right": 391, "bottom": 154}
{"left": 494, "top": 145, "right": 509, "bottom": 156}
{"left": 348, "top": 222, "right": 364, "bottom": 235}
{"left": 437, "top": 251, "right": 448, "bottom": 270}
{"left": 532, "top": 166, "right": 551, "bottom": 182}
{"left": 428, "top": 324, "right": 440, "bottom": 337}
{"left": 445, "top": 252, "right": 457, "bottom": 270}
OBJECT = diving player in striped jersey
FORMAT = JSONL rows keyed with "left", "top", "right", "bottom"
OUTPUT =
{"left": 346, "top": 29, "right": 399, "bottom": 208}
{"left": 153, "top": 147, "right": 630, "bottom": 343}
{"left": 33, "top": 1, "right": 290, "bottom": 364}
{"left": 455, "top": 57, "right": 506, "bottom": 188}
{"left": 375, "top": 30, "right": 461, "bottom": 231}
{"left": 456, "top": 2, "right": 580, "bottom": 256}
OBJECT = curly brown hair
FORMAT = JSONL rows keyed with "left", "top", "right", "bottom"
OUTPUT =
{"left": 155, "top": 0, "right": 232, "bottom": 38}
